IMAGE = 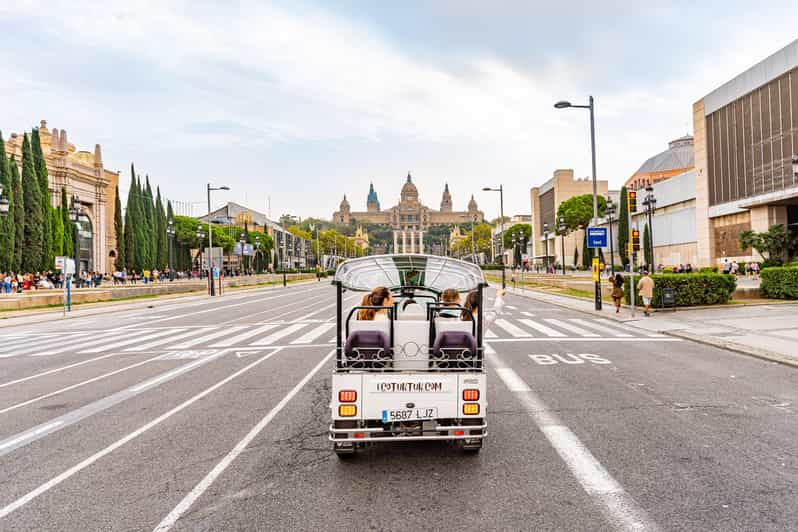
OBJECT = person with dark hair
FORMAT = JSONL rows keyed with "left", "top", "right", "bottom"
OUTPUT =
{"left": 462, "top": 288, "right": 505, "bottom": 330}
{"left": 611, "top": 273, "right": 624, "bottom": 313}
{"left": 438, "top": 288, "right": 462, "bottom": 318}
{"left": 358, "top": 286, "right": 394, "bottom": 321}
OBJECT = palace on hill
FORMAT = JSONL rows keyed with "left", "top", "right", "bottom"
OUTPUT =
{"left": 333, "top": 173, "right": 484, "bottom": 253}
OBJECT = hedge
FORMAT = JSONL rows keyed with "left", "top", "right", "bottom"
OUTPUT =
{"left": 480, "top": 264, "right": 504, "bottom": 271}
{"left": 623, "top": 273, "right": 736, "bottom": 307}
{"left": 759, "top": 267, "right": 798, "bottom": 299}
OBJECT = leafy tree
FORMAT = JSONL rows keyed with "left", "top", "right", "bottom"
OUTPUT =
{"left": 114, "top": 185, "right": 125, "bottom": 270}
{"left": 32, "top": 128, "right": 52, "bottom": 270}
{"left": 617, "top": 186, "right": 629, "bottom": 267}
{"left": 643, "top": 223, "right": 653, "bottom": 267}
{"left": 10, "top": 157, "right": 24, "bottom": 271}
{"left": 61, "top": 187, "right": 73, "bottom": 260}
{"left": 21, "top": 134, "right": 44, "bottom": 272}
{"left": 0, "top": 132, "right": 14, "bottom": 271}
{"left": 555, "top": 194, "right": 607, "bottom": 234}
{"left": 502, "top": 223, "right": 531, "bottom": 249}
{"left": 739, "top": 224, "right": 797, "bottom": 265}
{"left": 279, "top": 214, "right": 300, "bottom": 227}
{"left": 288, "top": 225, "right": 312, "bottom": 240}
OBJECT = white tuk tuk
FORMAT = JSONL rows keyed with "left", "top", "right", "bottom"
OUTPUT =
{"left": 329, "top": 254, "right": 487, "bottom": 458}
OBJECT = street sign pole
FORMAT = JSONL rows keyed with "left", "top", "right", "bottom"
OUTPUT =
{"left": 587, "top": 227, "right": 607, "bottom": 311}
{"left": 628, "top": 203, "right": 635, "bottom": 318}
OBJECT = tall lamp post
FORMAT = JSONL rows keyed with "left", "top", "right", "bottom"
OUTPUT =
{"left": 558, "top": 216, "right": 566, "bottom": 275}
{"left": 482, "top": 185, "right": 505, "bottom": 288}
{"left": 239, "top": 232, "right": 247, "bottom": 275}
{"left": 206, "top": 183, "right": 230, "bottom": 295}
{"left": 555, "top": 96, "right": 601, "bottom": 310}
{"left": 69, "top": 195, "right": 84, "bottom": 274}
{"left": 166, "top": 218, "right": 175, "bottom": 281}
{"left": 642, "top": 182, "right": 657, "bottom": 271}
{"left": 605, "top": 197, "right": 616, "bottom": 274}
{"left": 543, "top": 222, "right": 550, "bottom": 274}
{"left": 254, "top": 235, "right": 262, "bottom": 273}
{"left": 196, "top": 224, "right": 205, "bottom": 277}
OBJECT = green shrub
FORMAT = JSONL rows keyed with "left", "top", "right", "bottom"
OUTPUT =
{"left": 480, "top": 264, "right": 504, "bottom": 271}
{"left": 760, "top": 267, "right": 798, "bottom": 299}
{"left": 698, "top": 266, "right": 718, "bottom": 274}
{"left": 623, "top": 273, "right": 737, "bottom": 307}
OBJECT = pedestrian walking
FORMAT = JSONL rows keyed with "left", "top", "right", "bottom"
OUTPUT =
{"left": 751, "top": 262, "right": 759, "bottom": 279}
{"left": 637, "top": 270, "right": 655, "bottom": 317}
{"left": 611, "top": 273, "right": 624, "bottom": 314}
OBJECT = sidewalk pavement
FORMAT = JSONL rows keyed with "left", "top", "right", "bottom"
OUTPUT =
{"left": 500, "top": 284, "right": 798, "bottom": 368}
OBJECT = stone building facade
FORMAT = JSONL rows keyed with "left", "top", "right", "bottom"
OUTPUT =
{"left": 333, "top": 173, "right": 484, "bottom": 253}
{"left": 693, "top": 39, "right": 798, "bottom": 266}
{"left": 4, "top": 120, "right": 119, "bottom": 273}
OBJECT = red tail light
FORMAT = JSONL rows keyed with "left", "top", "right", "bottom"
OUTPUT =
{"left": 454, "top": 430, "right": 465, "bottom": 436}
{"left": 339, "top": 390, "right": 357, "bottom": 402}
{"left": 353, "top": 433, "right": 365, "bottom": 439}
{"left": 463, "top": 389, "right": 480, "bottom": 401}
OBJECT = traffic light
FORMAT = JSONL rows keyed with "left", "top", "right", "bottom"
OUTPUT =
{"left": 628, "top": 190, "right": 637, "bottom": 213}
{"left": 632, "top": 229, "right": 641, "bottom": 252}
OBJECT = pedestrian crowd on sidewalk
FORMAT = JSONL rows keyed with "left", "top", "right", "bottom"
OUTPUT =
{"left": 721, "top": 259, "right": 759, "bottom": 279}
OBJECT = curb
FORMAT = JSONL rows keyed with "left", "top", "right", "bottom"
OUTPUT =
{"left": 494, "top": 282, "right": 798, "bottom": 370}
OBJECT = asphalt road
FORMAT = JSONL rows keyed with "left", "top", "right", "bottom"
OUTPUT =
{"left": 0, "top": 280, "right": 796, "bottom": 531}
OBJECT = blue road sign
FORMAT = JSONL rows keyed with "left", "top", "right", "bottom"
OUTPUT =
{"left": 587, "top": 226, "right": 608, "bottom": 248}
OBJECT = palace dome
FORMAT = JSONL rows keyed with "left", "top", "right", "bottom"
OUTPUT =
{"left": 400, "top": 172, "right": 418, "bottom": 201}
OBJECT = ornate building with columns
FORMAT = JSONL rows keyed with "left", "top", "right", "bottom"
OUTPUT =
{"left": 333, "top": 173, "right": 484, "bottom": 253}
{"left": 4, "top": 120, "right": 120, "bottom": 273}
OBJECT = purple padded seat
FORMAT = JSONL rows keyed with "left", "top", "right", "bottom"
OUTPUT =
{"left": 345, "top": 330, "right": 391, "bottom": 368}
{"left": 431, "top": 331, "right": 478, "bottom": 369}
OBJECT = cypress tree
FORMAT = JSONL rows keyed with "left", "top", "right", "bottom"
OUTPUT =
{"left": 114, "top": 185, "right": 125, "bottom": 270}
{"left": 21, "top": 134, "right": 44, "bottom": 272}
{"left": 51, "top": 207, "right": 64, "bottom": 258}
{"left": 10, "top": 156, "right": 24, "bottom": 272}
{"left": 154, "top": 187, "right": 167, "bottom": 269}
{"left": 124, "top": 167, "right": 138, "bottom": 271}
{"left": 573, "top": 246, "right": 578, "bottom": 268}
{"left": 61, "top": 187, "right": 74, "bottom": 260}
{"left": 617, "top": 186, "right": 629, "bottom": 267}
{"left": 32, "top": 129, "right": 52, "bottom": 270}
{"left": 143, "top": 176, "right": 155, "bottom": 268}
{"left": 0, "top": 132, "right": 13, "bottom": 271}
{"left": 581, "top": 230, "right": 591, "bottom": 268}
{"left": 643, "top": 222, "right": 652, "bottom": 268}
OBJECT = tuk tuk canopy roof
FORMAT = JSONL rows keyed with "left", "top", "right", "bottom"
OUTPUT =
{"left": 334, "top": 254, "right": 486, "bottom": 293}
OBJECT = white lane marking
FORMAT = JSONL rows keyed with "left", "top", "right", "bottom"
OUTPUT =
{"left": 0, "top": 348, "right": 282, "bottom": 521}
{"left": 485, "top": 329, "right": 498, "bottom": 338}
{"left": 494, "top": 319, "right": 532, "bottom": 338}
{"left": 483, "top": 338, "right": 682, "bottom": 343}
{"left": 252, "top": 323, "right": 307, "bottom": 346}
{"left": 81, "top": 329, "right": 181, "bottom": 354}
{"left": 153, "top": 349, "right": 334, "bottom": 532}
{"left": 0, "top": 354, "right": 118, "bottom": 390}
{"left": 505, "top": 305, "right": 518, "bottom": 310}
{"left": 484, "top": 342, "right": 496, "bottom": 355}
{"left": 594, "top": 318, "right": 666, "bottom": 338}
{"left": 570, "top": 318, "right": 633, "bottom": 337}
{"left": 495, "top": 367, "right": 531, "bottom": 391}
{"left": 124, "top": 328, "right": 214, "bottom": 352}
{"left": 0, "top": 421, "right": 64, "bottom": 451}
{"left": 210, "top": 324, "right": 279, "bottom": 347}
{"left": 491, "top": 355, "right": 658, "bottom": 531}
{"left": 0, "top": 331, "right": 117, "bottom": 357}
{"left": 130, "top": 353, "right": 224, "bottom": 392}
{"left": 171, "top": 326, "right": 245, "bottom": 349}
{"left": 0, "top": 354, "right": 165, "bottom": 415}
{"left": 291, "top": 323, "right": 335, "bottom": 344}
{"left": 521, "top": 311, "right": 535, "bottom": 317}
{"left": 0, "top": 333, "right": 92, "bottom": 354}
{"left": 518, "top": 318, "right": 566, "bottom": 338}
{"left": 543, "top": 319, "right": 600, "bottom": 337}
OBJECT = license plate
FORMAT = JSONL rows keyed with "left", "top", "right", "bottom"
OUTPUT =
{"left": 381, "top": 407, "right": 438, "bottom": 423}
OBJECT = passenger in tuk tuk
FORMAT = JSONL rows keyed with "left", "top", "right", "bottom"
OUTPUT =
{"left": 357, "top": 286, "right": 394, "bottom": 321}
{"left": 462, "top": 288, "right": 505, "bottom": 329}
{"left": 438, "top": 288, "right": 462, "bottom": 318}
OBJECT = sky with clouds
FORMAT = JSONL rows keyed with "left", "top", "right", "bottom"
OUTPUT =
{"left": 1, "top": 1, "right": 796, "bottom": 221}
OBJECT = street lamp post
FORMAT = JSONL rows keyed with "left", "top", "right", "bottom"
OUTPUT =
{"left": 206, "top": 183, "right": 230, "bottom": 295}
{"left": 239, "top": 232, "right": 247, "bottom": 275}
{"left": 606, "top": 197, "right": 616, "bottom": 274}
{"left": 642, "top": 182, "right": 657, "bottom": 271}
{"left": 166, "top": 218, "right": 175, "bottom": 281}
{"left": 543, "top": 222, "right": 549, "bottom": 274}
{"left": 482, "top": 185, "right": 505, "bottom": 288}
{"left": 254, "top": 235, "right": 262, "bottom": 273}
{"left": 558, "top": 216, "right": 566, "bottom": 275}
{"left": 196, "top": 224, "right": 205, "bottom": 278}
{"left": 555, "top": 96, "right": 601, "bottom": 310}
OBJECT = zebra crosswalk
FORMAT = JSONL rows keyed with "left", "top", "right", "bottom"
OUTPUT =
{"left": 0, "top": 316, "right": 669, "bottom": 359}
